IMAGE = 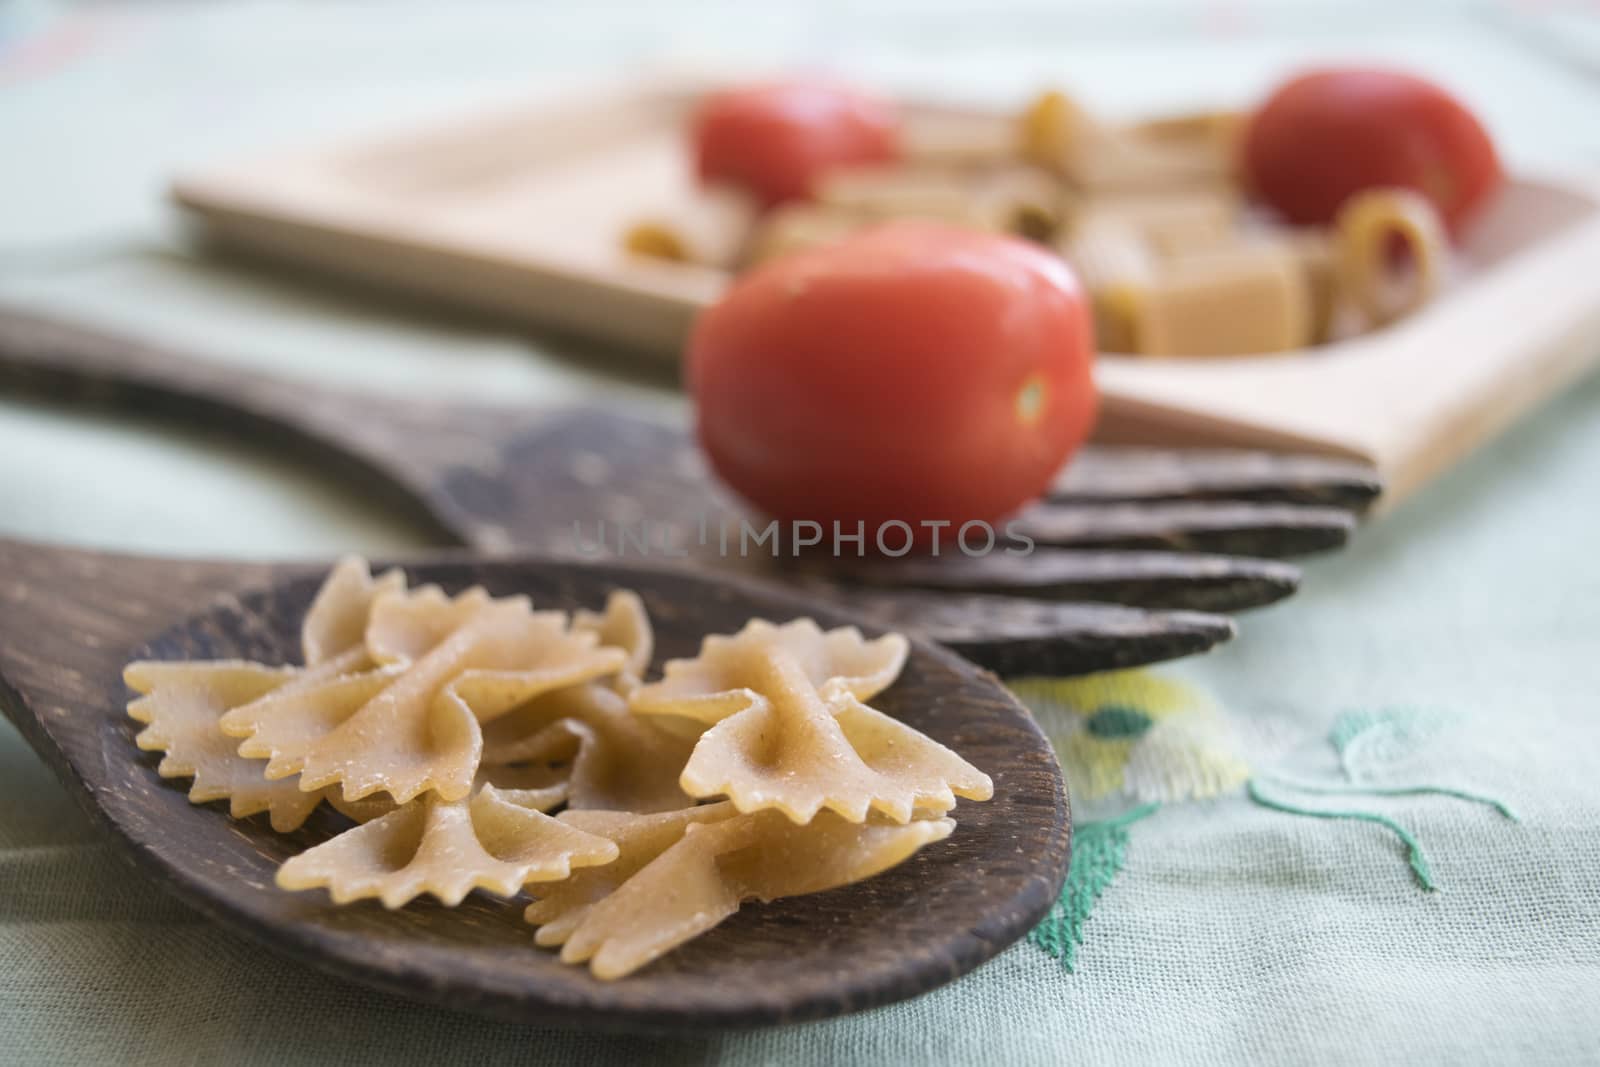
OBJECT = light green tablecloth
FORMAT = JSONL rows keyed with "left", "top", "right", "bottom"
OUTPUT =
{"left": 3, "top": 3, "right": 1599, "bottom": 1064}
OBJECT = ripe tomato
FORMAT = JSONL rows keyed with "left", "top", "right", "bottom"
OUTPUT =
{"left": 1241, "top": 68, "right": 1503, "bottom": 237}
{"left": 692, "top": 80, "right": 899, "bottom": 208}
{"left": 688, "top": 223, "right": 1097, "bottom": 542}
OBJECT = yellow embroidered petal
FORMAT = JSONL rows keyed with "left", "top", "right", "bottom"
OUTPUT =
{"left": 523, "top": 802, "right": 740, "bottom": 947}
{"left": 1061, "top": 731, "right": 1136, "bottom": 800}
{"left": 1121, "top": 717, "right": 1249, "bottom": 803}
{"left": 277, "top": 785, "right": 619, "bottom": 909}
{"left": 629, "top": 618, "right": 907, "bottom": 726}
{"left": 556, "top": 809, "right": 952, "bottom": 980}
{"left": 123, "top": 660, "right": 325, "bottom": 832}
{"left": 482, "top": 684, "right": 694, "bottom": 813}
{"left": 302, "top": 556, "right": 406, "bottom": 666}
{"left": 1012, "top": 670, "right": 1247, "bottom": 803}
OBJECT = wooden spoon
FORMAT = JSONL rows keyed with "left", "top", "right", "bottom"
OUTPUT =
{"left": 0, "top": 536, "right": 1068, "bottom": 1029}
{"left": 0, "top": 307, "right": 1380, "bottom": 673}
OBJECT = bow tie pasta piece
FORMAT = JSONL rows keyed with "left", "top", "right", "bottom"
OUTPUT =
{"left": 220, "top": 668, "right": 403, "bottom": 783}
{"left": 124, "top": 660, "right": 328, "bottom": 832}
{"left": 478, "top": 760, "right": 572, "bottom": 812}
{"left": 825, "top": 688, "right": 994, "bottom": 816}
{"left": 277, "top": 784, "right": 619, "bottom": 909}
{"left": 554, "top": 809, "right": 954, "bottom": 980}
{"left": 637, "top": 629, "right": 990, "bottom": 823}
{"left": 221, "top": 588, "right": 625, "bottom": 805}
{"left": 482, "top": 683, "right": 695, "bottom": 813}
{"left": 680, "top": 685, "right": 989, "bottom": 823}
{"left": 524, "top": 802, "right": 740, "bottom": 947}
{"left": 573, "top": 590, "right": 654, "bottom": 686}
{"left": 302, "top": 556, "right": 406, "bottom": 667}
{"left": 629, "top": 619, "right": 907, "bottom": 727}
{"left": 364, "top": 583, "right": 494, "bottom": 666}
{"left": 327, "top": 760, "right": 571, "bottom": 824}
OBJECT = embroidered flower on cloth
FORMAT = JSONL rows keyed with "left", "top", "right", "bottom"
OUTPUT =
{"left": 1016, "top": 683, "right": 1523, "bottom": 974}
{"left": 1010, "top": 668, "right": 1248, "bottom": 972}
{"left": 1011, "top": 670, "right": 1249, "bottom": 806}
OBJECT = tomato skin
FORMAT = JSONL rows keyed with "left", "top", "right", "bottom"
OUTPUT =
{"left": 688, "top": 223, "right": 1097, "bottom": 539}
{"left": 1242, "top": 68, "right": 1503, "bottom": 237}
{"left": 692, "top": 81, "right": 899, "bottom": 208}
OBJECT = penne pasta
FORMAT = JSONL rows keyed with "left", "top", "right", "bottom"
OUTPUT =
{"left": 1063, "top": 187, "right": 1241, "bottom": 258}
{"left": 1060, "top": 220, "right": 1158, "bottom": 353}
{"left": 1333, "top": 187, "right": 1449, "bottom": 328}
{"left": 746, "top": 202, "right": 871, "bottom": 265}
{"left": 1018, "top": 89, "right": 1103, "bottom": 175}
{"left": 900, "top": 110, "right": 1018, "bottom": 168}
{"left": 816, "top": 166, "right": 998, "bottom": 228}
{"left": 622, "top": 184, "right": 757, "bottom": 269}
{"left": 621, "top": 87, "right": 1458, "bottom": 353}
{"left": 1066, "top": 132, "right": 1235, "bottom": 195}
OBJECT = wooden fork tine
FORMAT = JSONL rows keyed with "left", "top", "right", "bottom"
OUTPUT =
{"left": 1012, "top": 500, "right": 1355, "bottom": 558}
{"left": 1054, "top": 447, "right": 1382, "bottom": 513}
{"left": 780, "top": 548, "right": 1300, "bottom": 613}
{"left": 803, "top": 583, "right": 1236, "bottom": 676}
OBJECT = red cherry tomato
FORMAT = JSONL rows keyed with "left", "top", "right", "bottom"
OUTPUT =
{"left": 1242, "top": 68, "right": 1503, "bottom": 238}
{"left": 689, "top": 223, "right": 1097, "bottom": 542}
{"left": 692, "top": 80, "right": 899, "bottom": 208}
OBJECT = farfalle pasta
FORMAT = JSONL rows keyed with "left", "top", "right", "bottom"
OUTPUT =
{"left": 220, "top": 585, "right": 626, "bottom": 804}
{"left": 629, "top": 619, "right": 991, "bottom": 823}
{"left": 481, "top": 682, "right": 695, "bottom": 813}
{"left": 532, "top": 806, "right": 954, "bottom": 980}
{"left": 278, "top": 784, "right": 618, "bottom": 909}
{"left": 127, "top": 661, "right": 320, "bottom": 832}
{"left": 123, "top": 558, "right": 990, "bottom": 979}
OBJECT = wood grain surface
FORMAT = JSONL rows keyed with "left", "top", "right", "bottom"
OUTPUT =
{"left": 0, "top": 537, "right": 1070, "bottom": 1029}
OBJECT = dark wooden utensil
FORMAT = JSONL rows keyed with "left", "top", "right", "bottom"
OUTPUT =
{"left": 0, "top": 536, "right": 1068, "bottom": 1029}
{"left": 0, "top": 308, "right": 1380, "bottom": 674}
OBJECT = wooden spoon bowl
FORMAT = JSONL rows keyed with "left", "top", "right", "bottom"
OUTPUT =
{"left": 0, "top": 539, "right": 1068, "bottom": 1030}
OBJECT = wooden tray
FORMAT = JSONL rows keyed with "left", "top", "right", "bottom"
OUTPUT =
{"left": 171, "top": 74, "right": 1600, "bottom": 508}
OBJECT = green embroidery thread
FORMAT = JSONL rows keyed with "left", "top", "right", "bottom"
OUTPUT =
{"left": 1328, "top": 708, "right": 1448, "bottom": 780}
{"left": 1259, "top": 773, "right": 1520, "bottom": 822}
{"left": 1085, "top": 705, "right": 1154, "bottom": 739}
{"left": 1030, "top": 802, "right": 1160, "bottom": 971}
{"left": 1249, "top": 708, "right": 1523, "bottom": 892}
{"left": 1246, "top": 779, "right": 1437, "bottom": 891}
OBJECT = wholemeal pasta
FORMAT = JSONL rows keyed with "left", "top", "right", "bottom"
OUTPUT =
{"left": 276, "top": 785, "right": 619, "bottom": 909}
{"left": 536, "top": 807, "right": 954, "bottom": 980}
{"left": 123, "top": 557, "right": 988, "bottom": 978}
{"left": 1334, "top": 186, "right": 1449, "bottom": 327}
{"left": 481, "top": 682, "right": 695, "bottom": 813}
{"left": 629, "top": 619, "right": 991, "bottom": 823}
{"left": 220, "top": 586, "right": 625, "bottom": 804}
